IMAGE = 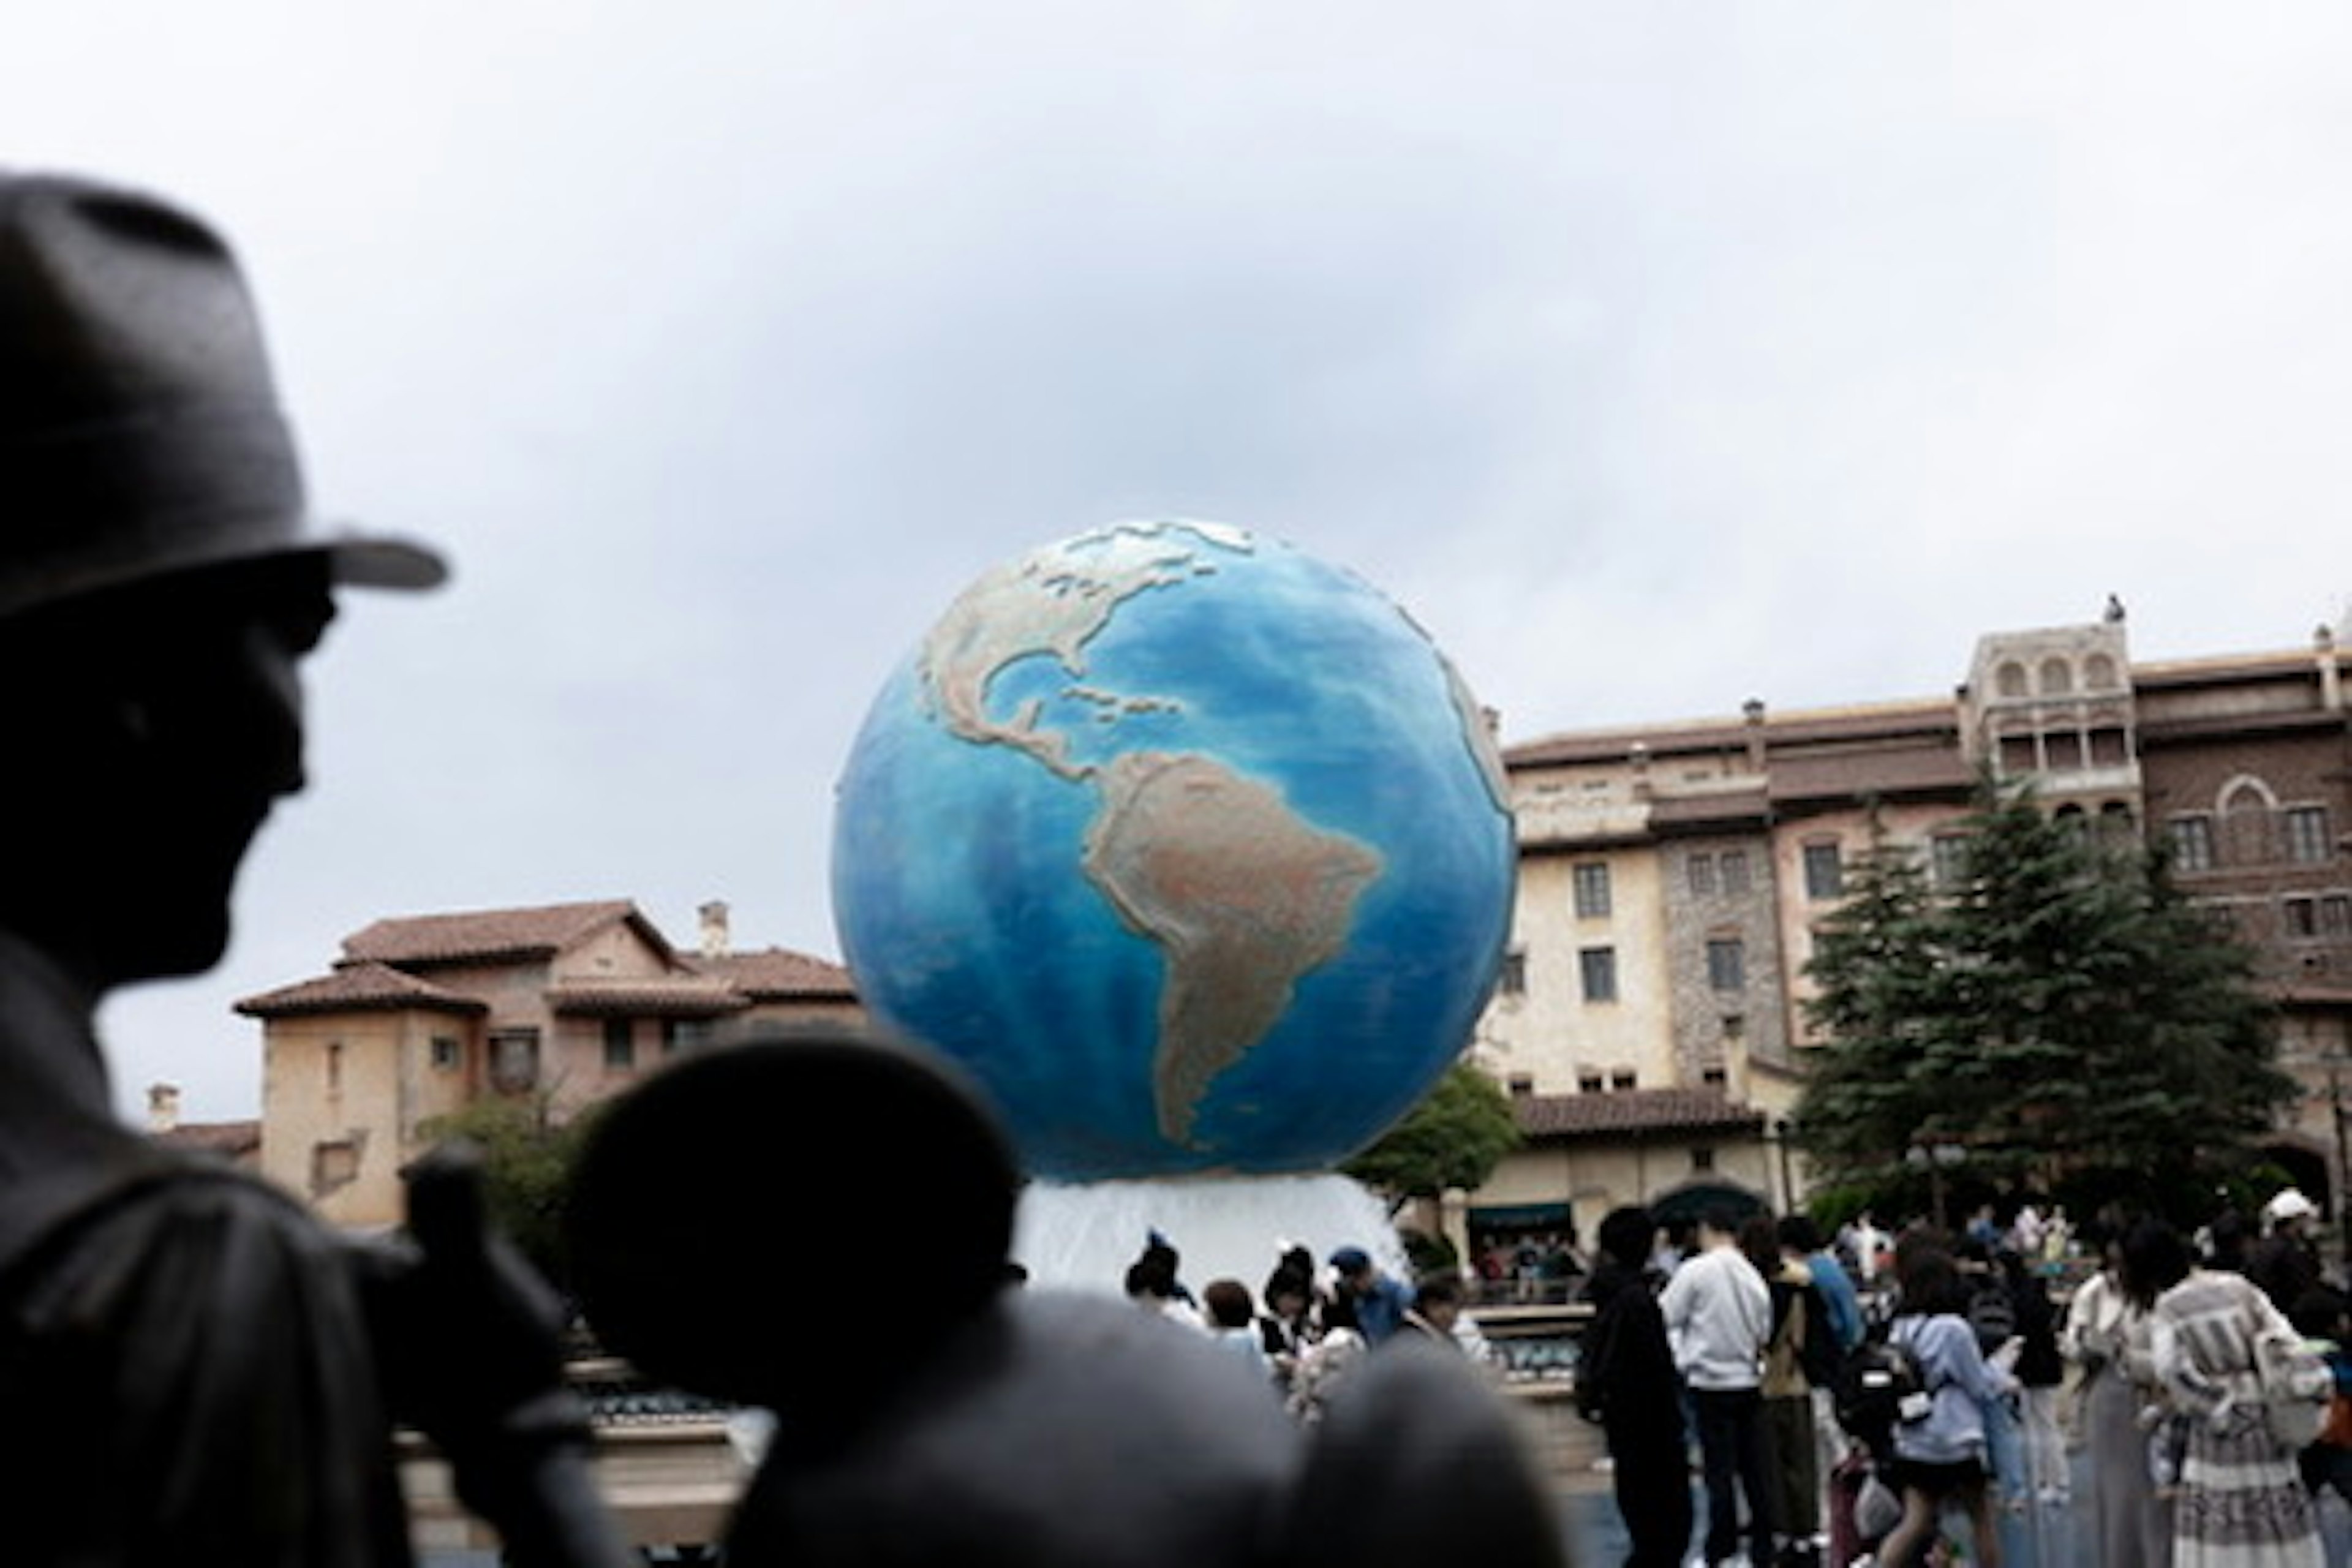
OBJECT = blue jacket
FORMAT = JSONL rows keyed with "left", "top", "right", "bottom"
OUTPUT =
{"left": 1891, "top": 1313, "right": 2014, "bottom": 1465}
{"left": 1806, "top": 1252, "right": 1865, "bottom": 1351}
{"left": 1351, "top": 1275, "right": 1416, "bottom": 1344}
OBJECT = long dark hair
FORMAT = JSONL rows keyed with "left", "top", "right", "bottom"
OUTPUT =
{"left": 2119, "top": 1218, "right": 2192, "bottom": 1310}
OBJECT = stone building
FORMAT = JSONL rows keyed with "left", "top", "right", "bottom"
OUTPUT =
{"left": 238, "top": 898, "right": 858, "bottom": 1229}
{"left": 1471, "top": 609, "right": 2352, "bottom": 1249}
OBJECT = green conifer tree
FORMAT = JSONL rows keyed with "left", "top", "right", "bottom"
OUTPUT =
{"left": 1793, "top": 782, "right": 2296, "bottom": 1213}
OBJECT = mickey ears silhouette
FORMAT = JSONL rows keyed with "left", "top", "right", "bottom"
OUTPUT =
{"left": 565, "top": 1025, "right": 1021, "bottom": 1409}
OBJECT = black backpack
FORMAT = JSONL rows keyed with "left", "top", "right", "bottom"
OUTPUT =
{"left": 1795, "top": 1281, "right": 1844, "bottom": 1390}
{"left": 1966, "top": 1280, "right": 2017, "bottom": 1354}
{"left": 1833, "top": 1328, "right": 1927, "bottom": 1458}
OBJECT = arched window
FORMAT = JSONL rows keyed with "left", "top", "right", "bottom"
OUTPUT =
{"left": 2039, "top": 658, "right": 2073, "bottom": 696}
{"left": 2084, "top": 654, "right": 2119, "bottom": 690}
{"left": 2222, "top": 778, "right": 2276, "bottom": 865}
{"left": 1997, "top": 662, "right": 2029, "bottom": 698}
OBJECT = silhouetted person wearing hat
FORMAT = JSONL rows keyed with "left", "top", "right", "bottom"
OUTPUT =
{"left": 0, "top": 173, "right": 623, "bottom": 1565}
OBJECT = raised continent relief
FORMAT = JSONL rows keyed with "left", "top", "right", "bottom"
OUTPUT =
{"left": 1082, "top": 752, "right": 1384, "bottom": 1144}
{"left": 918, "top": 522, "right": 1250, "bottom": 778}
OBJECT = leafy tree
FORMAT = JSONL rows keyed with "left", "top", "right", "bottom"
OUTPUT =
{"left": 1793, "top": 783, "right": 2294, "bottom": 1218}
{"left": 1343, "top": 1060, "right": 1523, "bottom": 1204}
{"left": 421, "top": 1093, "right": 601, "bottom": 1287}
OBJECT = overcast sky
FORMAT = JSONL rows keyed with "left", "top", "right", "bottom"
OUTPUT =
{"left": 14, "top": 3, "right": 2352, "bottom": 1120}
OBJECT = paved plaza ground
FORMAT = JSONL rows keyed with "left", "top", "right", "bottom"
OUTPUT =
{"left": 1556, "top": 1447, "right": 2352, "bottom": 1566}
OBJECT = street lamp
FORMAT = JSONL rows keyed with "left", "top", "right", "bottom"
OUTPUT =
{"left": 1774, "top": 1117, "right": 1796, "bottom": 1213}
{"left": 1905, "top": 1139, "right": 1966, "bottom": 1229}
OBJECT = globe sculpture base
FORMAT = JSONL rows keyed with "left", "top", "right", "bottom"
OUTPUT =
{"left": 1012, "top": 1171, "right": 1411, "bottom": 1299}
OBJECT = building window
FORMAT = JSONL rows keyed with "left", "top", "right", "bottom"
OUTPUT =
{"left": 1720, "top": 850, "right": 1751, "bottom": 896}
{"left": 2324, "top": 895, "right": 2352, "bottom": 937}
{"left": 1803, "top": 841, "right": 1845, "bottom": 900}
{"left": 1701, "top": 1065, "right": 1728, "bottom": 1087}
{"left": 430, "top": 1036, "right": 462, "bottom": 1071}
{"left": 1610, "top": 1069, "right": 1637, "bottom": 1091}
{"left": 2171, "top": 815, "right": 2216, "bottom": 872}
{"left": 2084, "top": 654, "right": 2119, "bottom": 689}
{"left": 1687, "top": 854, "right": 1717, "bottom": 897}
{"left": 1572, "top": 861, "right": 1613, "bottom": 919}
{"left": 489, "top": 1030, "right": 541, "bottom": 1093}
{"left": 325, "top": 1041, "right": 344, "bottom": 1097}
{"left": 1722, "top": 1013, "right": 1746, "bottom": 1042}
{"left": 1496, "top": 948, "right": 1527, "bottom": 997}
{"left": 662, "top": 1019, "right": 707, "bottom": 1056}
{"left": 2039, "top": 657, "right": 2073, "bottom": 696}
{"left": 1577, "top": 1070, "right": 1605, "bottom": 1094}
{"left": 311, "top": 1140, "right": 360, "bottom": 1197}
{"left": 1506, "top": 1074, "right": 1535, "bottom": 1097}
{"left": 1578, "top": 946, "right": 1618, "bottom": 1003}
{"left": 2223, "top": 783, "right": 2273, "bottom": 864}
{"left": 1691, "top": 1146, "right": 1716, "bottom": 1172}
{"left": 1930, "top": 834, "right": 1970, "bottom": 889}
{"left": 1996, "top": 662, "right": 2028, "bottom": 698}
{"left": 603, "top": 1017, "right": 636, "bottom": 1071}
{"left": 2286, "top": 897, "right": 2319, "bottom": 939}
{"left": 2287, "top": 807, "right": 2333, "bottom": 865}
{"left": 1706, "top": 937, "right": 1746, "bottom": 992}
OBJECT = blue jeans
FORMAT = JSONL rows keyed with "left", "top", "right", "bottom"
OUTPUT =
{"left": 1981, "top": 1390, "right": 2026, "bottom": 1507}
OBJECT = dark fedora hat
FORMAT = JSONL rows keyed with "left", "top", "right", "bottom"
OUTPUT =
{"left": 0, "top": 172, "right": 444, "bottom": 622}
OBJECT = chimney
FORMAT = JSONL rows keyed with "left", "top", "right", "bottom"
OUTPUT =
{"left": 698, "top": 900, "right": 732, "bottom": 960}
{"left": 147, "top": 1083, "right": 181, "bottom": 1134}
{"left": 1742, "top": 698, "right": 1768, "bottom": 769}
{"left": 2318, "top": 624, "right": 2343, "bottom": 714}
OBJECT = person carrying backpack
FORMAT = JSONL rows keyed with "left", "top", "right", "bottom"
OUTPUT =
{"left": 1958, "top": 1240, "right": 2027, "bottom": 1516}
{"left": 1879, "top": 1243, "right": 2016, "bottom": 1568}
{"left": 1747, "top": 1215, "right": 1832, "bottom": 1566}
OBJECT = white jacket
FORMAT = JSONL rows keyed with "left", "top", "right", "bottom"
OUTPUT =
{"left": 1656, "top": 1243, "right": 1771, "bottom": 1391}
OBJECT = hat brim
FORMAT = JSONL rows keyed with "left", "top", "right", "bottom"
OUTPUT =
{"left": 0, "top": 522, "right": 448, "bottom": 624}
{"left": 318, "top": 529, "right": 450, "bottom": 594}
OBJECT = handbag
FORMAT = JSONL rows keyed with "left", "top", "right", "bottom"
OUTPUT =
{"left": 1853, "top": 1469, "right": 1903, "bottom": 1540}
{"left": 2254, "top": 1323, "right": 2332, "bottom": 1450}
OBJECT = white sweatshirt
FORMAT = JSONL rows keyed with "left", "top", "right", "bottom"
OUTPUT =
{"left": 1656, "top": 1242, "right": 1771, "bottom": 1391}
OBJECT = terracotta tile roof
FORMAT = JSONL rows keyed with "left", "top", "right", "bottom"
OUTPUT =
{"left": 1766, "top": 742, "right": 1973, "bottom": 806}
{"left": 1647, "top": 786, "right": 1772, "bottom": 831}
{"left": 686, "top": 947, "right": 858, "bottom": 1000}
{"left": 1513, "top": 1087, "right": 1765, "bottom": 1139}
{"left": 1507, "top": 699, "right": 1954, "bottom": 769}
{"left": 341, "top": 900, "right": 657, "bottom": 967}
{"left": 155, "top": 1120, "right": 261, "bottom": 1159}
{"left": 546, "top": 976, "right": 748, "bottom": 1017}
{"left": 236, "top": 961, "right": 491, "bottom": 1019}
{"left": 2132, "top": 646, "right": 2348, "bottom": 690}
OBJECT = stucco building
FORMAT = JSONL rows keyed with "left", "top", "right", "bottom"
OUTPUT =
{"left": 239, "top": 899, "right": 858, "bottom": 1229}
{"left": 1471, "top": 608, "right": 2352, "bottom": 1249}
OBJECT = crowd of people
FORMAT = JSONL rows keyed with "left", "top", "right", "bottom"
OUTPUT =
{"left": 1118, "top": 1233, "right": 1485, "bottom": 1422}
{"left": 1574, "top": 1191, "right": 2352, "bottom": 1568}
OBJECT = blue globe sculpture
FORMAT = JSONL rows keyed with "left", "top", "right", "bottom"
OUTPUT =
{"left": 831, "top": 521, "right": 1516, "bottom": 1180}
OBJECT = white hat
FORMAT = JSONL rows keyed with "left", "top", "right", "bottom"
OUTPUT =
{"left": 2264, "top": 1188, "right": 2317, "bottom": 1224}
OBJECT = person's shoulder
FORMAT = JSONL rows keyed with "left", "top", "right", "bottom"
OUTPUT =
{"left": 13, "top": 1156, "right": 342, "bottom": 1326}
{"left": 1899, "top": 1311, "right": 1970, "bottom": 1350}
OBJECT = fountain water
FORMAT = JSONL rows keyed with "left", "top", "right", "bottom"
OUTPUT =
{"left": 1013, "top": 1170, "right": 1413, "bottom": 1300}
